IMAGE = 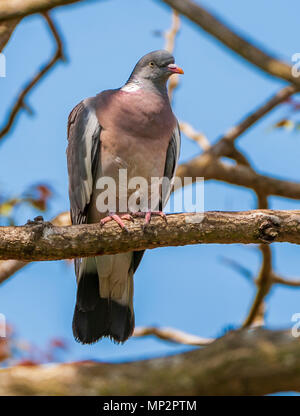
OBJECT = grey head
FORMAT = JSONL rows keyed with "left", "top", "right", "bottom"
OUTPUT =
{"left": 126, "top": 50, "right": 184, "bottom": 91}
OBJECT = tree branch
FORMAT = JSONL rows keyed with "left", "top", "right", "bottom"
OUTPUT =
{"left": 0, "top": 328, "right": 299, "bottom": 395}
{"left": 243, "top": 166, "right": 273, "bottom": 327}
{"left": 165, "top": 10, "right": 181, "bottom": 100}
{"left": 207, "top": 85, "right": 298, "bottom": 159}
{"left": 0, "top": 260, "right": 29, "bottom": 284}
{"left": 0, "top": 0, "right": 86, "bottom": 22}
{"left": 133, "top": 326, "right": 213, "bottom": 346}
{"left": 0, "top": 18, "right": 20, "bottom": 52}
{"left": 0, "top": 212, "right": 70, "bottom": 283}
{"left": 161, "top": 0, "right": 300, "bottom": 88}
{"left": 0, "top": 210, "right": 300, "bottom": 261}
{"left": 0, "top": 13, "right": 65, "bottom": 141}
{"left": 272, "top": 274, "right": 300, "bottom": 287}
{"left": 242, "top": 245, "right": 272, "bottom": 327}
{"left": 176, "top": 157, "right": 300, "bottom": 199}
{"left": 179, "top": 121, "right": 210, "bottom": 151}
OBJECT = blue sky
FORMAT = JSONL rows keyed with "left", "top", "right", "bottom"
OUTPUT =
{"left": 1, "top": 0, "right": 300, "bottom": 376}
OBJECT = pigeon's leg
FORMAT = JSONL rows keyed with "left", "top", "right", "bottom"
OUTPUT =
{"left": 131, "top": 211, "right": 167, "bottom": 225}
{"left": 100, "top": 213, "right": 134, "bottom": 231}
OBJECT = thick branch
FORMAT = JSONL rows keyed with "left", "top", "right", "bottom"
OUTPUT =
{"left": 1, "top": 328, "right": 300, "bottom": 395}
{"left": 0, "top": 18, "right": 20, "bottom": 52}
{"left": 0, "top": 210, "right": 300, "bottom": 261}
{"left": 161, "top": 0, "right": 300, "bottom": 87}
{"left": 0, "top": 0, "right": 85, "bottom": 22}
{"left": 0, "top": 212, "right": 70, "bottom": 283}
{"left": 177, "top": 157, "right": 300, "bottom": 200}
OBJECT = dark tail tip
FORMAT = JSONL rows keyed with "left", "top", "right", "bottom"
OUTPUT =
{"left": 72, "top": 298, "right": 109, "bottom": 344}
{"left": 73, "top": 299, "right": 134, "bottom": 344}
{"left": 109, "top": 301, "right": 135, "bottom": 343}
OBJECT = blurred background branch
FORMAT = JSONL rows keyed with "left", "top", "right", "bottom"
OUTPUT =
{"left": 0, "top": 0, "right": 86, "bottom": 22}
{"left": 0, "top": 328, "right": 300, "bottom": 395}
{"left": 0, "top": 12, "right": 65, "bottom": 141}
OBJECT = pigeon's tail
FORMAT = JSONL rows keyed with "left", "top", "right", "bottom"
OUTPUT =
{"left": 72, "top": 256, "right": 135, "bottom": 344}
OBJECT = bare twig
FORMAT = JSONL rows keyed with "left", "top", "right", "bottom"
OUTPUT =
{"left": 164, "top": 10, "right": 181, "bottom": 100}
{"left": 164, "top": 10, "right": 180, "bottom": 53}
{"left": 179, "top": 121, "right": 210, "bottom": 150}
{"left": 0, "top": 13, "right": 65, "bottom": 141}
{"left": 134, "top": 326, "right": 213, "bottom": 346}
{"left": 220, "top": 256, "right": 253, "bottom": 282}
{"left": 208, "top": 85, "right": 298, "bottom": 159}
{"left": 242, "top": 245, "right": 273, "bottom": 328}
{"left": 164, "top": 12, "right": 212, "bottom": 151}
{"left": 161, "top": 0, "right": 300, "bottom": 88}
{"left": 272, "top": 274, "right": 300, "bottom": 287}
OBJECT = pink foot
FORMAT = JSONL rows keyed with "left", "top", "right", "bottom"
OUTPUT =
{"left": 100, "top": 213, "right": 134, "bottom": 231}
{"left": 131, "top": 211, "right": 167, "bottom": 225}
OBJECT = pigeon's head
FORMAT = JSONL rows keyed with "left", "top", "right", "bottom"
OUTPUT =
{"left": 129, "top": 50, "right": 184, "bottom": 85}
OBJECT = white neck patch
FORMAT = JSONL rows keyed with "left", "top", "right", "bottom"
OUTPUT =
{"left": 121, "top": 83, "right": 141, "bottom": 92}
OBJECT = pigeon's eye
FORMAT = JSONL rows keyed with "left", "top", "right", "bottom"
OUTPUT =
{"left": 149, "top": 62, "right": 154, "bottom": 68}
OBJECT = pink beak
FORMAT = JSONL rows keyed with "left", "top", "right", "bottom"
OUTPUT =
{"left": 167, "top": 63, "right": 184, "bottom": 74}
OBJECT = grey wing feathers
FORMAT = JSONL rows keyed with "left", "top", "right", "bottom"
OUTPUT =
{"left": 67, "top": 99, "right": 101, "bottom": 225}
{"left": 162, "top": 121, "right": 181, "bottom": 208}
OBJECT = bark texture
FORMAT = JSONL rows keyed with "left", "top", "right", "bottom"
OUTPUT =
{"left": 0, "top": 329, "right": 299, "bottom": 396}
{"left": 1, "top": 210, "right": 300, "bottom": 261}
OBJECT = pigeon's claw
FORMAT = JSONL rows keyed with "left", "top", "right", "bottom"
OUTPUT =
{"left": 131, "top": 211, "right": 167, "bottom": 225}
{"left": 100, "top": 213, "right": 134, "bottom": 232}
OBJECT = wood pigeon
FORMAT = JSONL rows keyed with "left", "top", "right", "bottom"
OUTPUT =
{"left": 67, "top": 50, "right": 183, "bottom": 344}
